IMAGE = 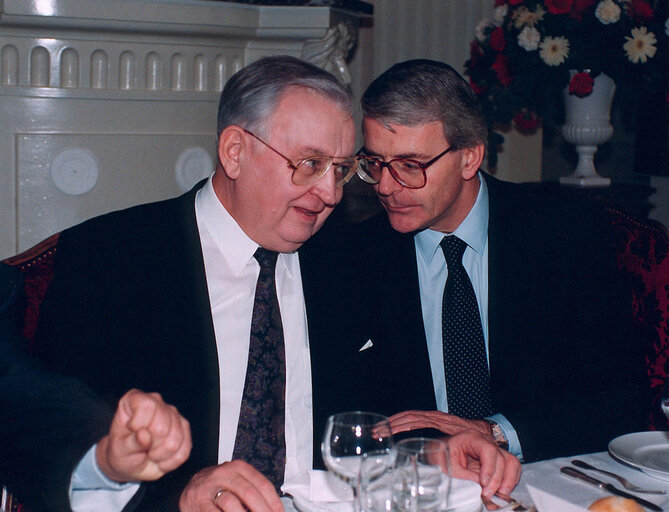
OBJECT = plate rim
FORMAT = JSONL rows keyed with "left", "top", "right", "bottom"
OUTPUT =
{"left": 609, "top": 431, "right": 669, "bottom": 481}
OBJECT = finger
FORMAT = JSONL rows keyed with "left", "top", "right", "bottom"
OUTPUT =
{"left": 214, "top": 488, "right": 264, "bottom": 512}
{"left": 228, "top": 464, "right": 283, "bottom": 512}
{"left": 497, "top": 455, "right": 521, "bottom": 496}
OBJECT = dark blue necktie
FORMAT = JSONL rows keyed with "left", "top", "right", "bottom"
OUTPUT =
{"left": 232, "top": 247, "right": 286, "bottom": 492}
{"left": 441, "top": 236, "right": 493, "bottom": 419}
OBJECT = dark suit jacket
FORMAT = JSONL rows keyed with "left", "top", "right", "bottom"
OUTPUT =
{"left": 26, "top": 185, "right": 348, "bottom": 511}
{"left": 0, "top": 264, "right": 113, "bottom": 512}
{"left": 303, "top": 174, "right": 651, "bottom": 465}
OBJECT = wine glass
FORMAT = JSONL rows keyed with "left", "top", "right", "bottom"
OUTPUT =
{"left": 321, "top": 411, "right": 396, "bottom": 512}
{"left": 393, "top": 437, "right": 451, "bottom": 512}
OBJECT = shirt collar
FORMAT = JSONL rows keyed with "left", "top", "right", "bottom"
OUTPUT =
{"left": 415, "top": 172, "right": 489, "bottom": 263}
{"left": 195, "top": 176, "right": 293, "bottom": 277}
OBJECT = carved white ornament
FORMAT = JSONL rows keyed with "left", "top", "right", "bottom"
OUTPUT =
{"left": 50, "top": 148, "right": 99, "bottom": 195}
{"left": 175, "top": 147, "right": 214, "bottom": 192}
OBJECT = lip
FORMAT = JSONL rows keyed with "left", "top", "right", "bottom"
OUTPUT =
{"left": 293, "top": 205, "right": 324, "bottom": 218}
{"left": 381, "top": 201, "right": 415, "bottom": 214}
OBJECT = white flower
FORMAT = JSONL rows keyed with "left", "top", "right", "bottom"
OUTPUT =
{"left": 475, "top": 19, "right": 492, "bottom": 42}
{"left": 493, "top": 5, "right": 508, "bottom": 26}
{"left": 518, "top": 26, "right": 541, "bottom": 51}
{"left": 624, "top": 26, "right": 657, "bottom": 63}
{"left": 513, "top": 5, "right": 545, "bottom": 28}
{"left": 539, "top": 36, "right": 570, "bottom": 66}
{"left": 665, "top": 17, "right": 669, "bottom": 36}
{"left": 595, "top": 0, "right": 621, "bottom": 24}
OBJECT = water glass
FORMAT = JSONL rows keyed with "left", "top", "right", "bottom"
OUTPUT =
{"left": 393, "top": 437, "right": 451, "bottom": 512}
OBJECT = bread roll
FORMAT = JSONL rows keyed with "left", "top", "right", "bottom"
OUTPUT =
{"left": 588, "top": 496, "right": 644, "bottom": 512}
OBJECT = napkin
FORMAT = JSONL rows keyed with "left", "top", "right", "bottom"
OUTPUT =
{"left": 283, "top": 471, "right": 483, "bottom": 512}
{"left": 447, "top": 478, "right": 483, "bottom": 512}
{"left": 526, "top": 484, "right": 590, "bottom": 512}
{"left": 283, "top": 470, "right": 353, "bottom": 512}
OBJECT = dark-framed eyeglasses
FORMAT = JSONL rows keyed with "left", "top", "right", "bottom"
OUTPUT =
{"left": 356, "top": 146, "right": 455, "bottom": 189}
{"left": 242, "top": 129, "right": 358, "bottom": 187}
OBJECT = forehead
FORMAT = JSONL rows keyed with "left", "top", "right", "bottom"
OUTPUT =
{"left": 267, "top": 87, "right": 355, "bottom": 153}
{"left": 362, "top": 119, "right": 446, "bottom": 155}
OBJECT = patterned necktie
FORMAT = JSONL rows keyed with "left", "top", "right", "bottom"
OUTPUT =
{"left": 440, "top": 236, "right": 493, "bottom": 419}
{"left": 232, "top": 247, "right": 286, "bottom": 492}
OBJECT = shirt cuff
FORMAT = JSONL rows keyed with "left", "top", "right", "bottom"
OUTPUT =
{"left": 486, "top": 413, "right": 523, "bottom": 462}
{"left": 69, "top": 444, "right": 141, "bottom": 512}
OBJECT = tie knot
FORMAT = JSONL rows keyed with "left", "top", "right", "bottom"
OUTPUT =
{"left": 440, "top": 236, "right": 467, "bottom": 267}
{"left": 254, "top": 247, "right": 279, "bottom": 271}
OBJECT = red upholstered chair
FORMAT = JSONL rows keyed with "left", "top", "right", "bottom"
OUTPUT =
{"left": 606, "top": 207, "right": 669, "bottom": 430}
{"left": 1, "top": 232, "right": 59, "bottom": 512}
{"left": 2, "top": 233, "right": 60, "bottom": 354}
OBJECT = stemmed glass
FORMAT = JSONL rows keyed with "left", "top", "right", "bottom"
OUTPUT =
{"left": 321, "top": 411, "right": 396, "bottom": 512}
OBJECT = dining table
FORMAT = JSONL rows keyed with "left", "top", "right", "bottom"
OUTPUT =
{"left": 509, "top": 448, "right": 669, "bottom": 511}
{"left": 283, "top": 431, "right": 669, "bottom": 512}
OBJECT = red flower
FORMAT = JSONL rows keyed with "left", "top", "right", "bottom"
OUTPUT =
{"left": 570, "top": 0, "right": 595, "bottom": 20}
{"left": 490, "top": 27, "right": 506, "bottom": 52}
{"left": 509, "top": 0, "right": 524, "bottom": 5}
{"left": 627, "top": 0, "right": 654, "bottom": 22}
{"left": 513, "top": 111, "right": 540, "bottom": 132}
{"left": 469, "top": 78, "right": 484, "bottom": 95}
{"left": 568, "top": 72, "right": 594, "bottom": 97}
{"left": 545, "top": 0, "right": 573, "bottom": 14}
{"left": 492, "top": 54, "right": 512, "bottom": 86}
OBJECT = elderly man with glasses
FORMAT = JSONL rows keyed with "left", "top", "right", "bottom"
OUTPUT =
{"left": 20, "top": 56, "right": 519, "bottom": 512}
{"left": 307, "top": 59, "right": 650, "bottom": 472}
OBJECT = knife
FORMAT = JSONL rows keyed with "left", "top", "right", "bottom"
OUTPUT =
{"left": 560, "top": 467, "right": 663, "bottom": 512}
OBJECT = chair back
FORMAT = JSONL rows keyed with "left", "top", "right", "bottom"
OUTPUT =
{"left": 607, "top": 207, "right": 669, "bottom": 429}
{"left": 1, "top": 233, "right": 60, "bottom": 353}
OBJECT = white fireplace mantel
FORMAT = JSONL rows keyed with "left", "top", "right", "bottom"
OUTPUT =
{"left": 0, "top": 0, "right": 362, "bottom": 259}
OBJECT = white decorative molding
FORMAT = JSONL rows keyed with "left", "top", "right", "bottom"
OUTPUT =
{"left": 175, "top": 147, "right": 215, "bottom": 192}
{"left": 50, "top": 148, "right": 99, "bottom": 196}
{"left": 0, "top": 0, "right": 362, "bottom": 258}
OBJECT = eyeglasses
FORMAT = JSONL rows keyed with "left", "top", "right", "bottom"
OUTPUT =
{"left": 356, "top": 146, "right": 454, "bottom": 189}
{"left": 242, "top": 129, "right": 358, "bottom": 187}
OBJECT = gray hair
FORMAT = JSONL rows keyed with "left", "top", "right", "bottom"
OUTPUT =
{"left": 216, "top": 55, "right": 353, "bottom": 138}
{"left": 361, "top": 59, "right": 487, "bottom": 151}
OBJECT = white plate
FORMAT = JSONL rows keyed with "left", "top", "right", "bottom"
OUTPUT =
{"left": 609, "top": 431, "right": 669, "bottom": 481}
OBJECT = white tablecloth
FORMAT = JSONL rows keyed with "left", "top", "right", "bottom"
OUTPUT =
{"left": 511, "top": 451, "right": 669, "bottom": 510}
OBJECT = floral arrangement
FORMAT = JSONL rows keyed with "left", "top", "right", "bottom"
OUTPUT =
{"left": 465, "top": 0, "right": 668, "bottom": 167}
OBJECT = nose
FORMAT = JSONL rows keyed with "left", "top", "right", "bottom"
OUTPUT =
{"left": 376, "top": 165, "right": 402, "bottom": 196}
{"left": 309, "top": 166, "right": 340, "bottom": 206}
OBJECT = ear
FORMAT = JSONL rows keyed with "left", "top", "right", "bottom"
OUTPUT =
{"left": 217, "top": 126, "right": 245, "bottom": 180}
{"left": 460, "top": 144, "right": 485, "bottom": 181}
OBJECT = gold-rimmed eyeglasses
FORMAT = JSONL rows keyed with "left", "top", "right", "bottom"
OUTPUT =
{"left": 356, "top": 146, "right": 455, "bottom": 189}
{"left": 242, "top": 129, "right": 358, "bottom": 187}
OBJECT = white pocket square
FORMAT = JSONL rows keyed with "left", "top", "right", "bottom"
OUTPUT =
{"left": 359, "top": 339, "right": 374, "bottom": 352}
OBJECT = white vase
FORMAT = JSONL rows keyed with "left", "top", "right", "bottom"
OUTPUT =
{"left": 560, "top": 72, "right": 615, "bottom": 187}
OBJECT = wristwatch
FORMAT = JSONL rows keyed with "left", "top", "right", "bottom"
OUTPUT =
{"left": 485, "top": 419, "right": 509, "bottom": 451}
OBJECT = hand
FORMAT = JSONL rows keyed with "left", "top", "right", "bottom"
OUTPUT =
{"left": 446, "top": 431, "right": 521, "bottom": 501}
{"left": 179, "top": 460, "right": 284, "bottom": 512}
{"left": 96, "top": 389, "right": 192, "bottom": 482}
{"left": 387, "top": 410, "right": 493, "bottom": 441}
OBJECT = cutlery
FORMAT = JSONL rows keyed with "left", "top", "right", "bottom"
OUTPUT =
{"left": 561, "top": 467, "right": 663, "bottom": 511}
{"left": 572, "top": 459, "right": 667, "bottom": 495}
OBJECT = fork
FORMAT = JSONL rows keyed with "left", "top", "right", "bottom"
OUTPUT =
{"left": 571, "top": 459, "right": 667, "bottom": 495}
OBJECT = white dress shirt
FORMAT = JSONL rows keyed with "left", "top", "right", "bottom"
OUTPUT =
{"left": 414, "top": 173, "right": 522, "bottom": 459}
{"left": 195, "top": 177, "right": 313, "bottom": 482}
{"left": 70, "top": 177, "right": 313, "bottom": 510}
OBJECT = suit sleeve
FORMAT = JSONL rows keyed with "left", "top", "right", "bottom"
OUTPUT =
{"left": 0, "top": 263, "right": 114, "bottom": 512}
